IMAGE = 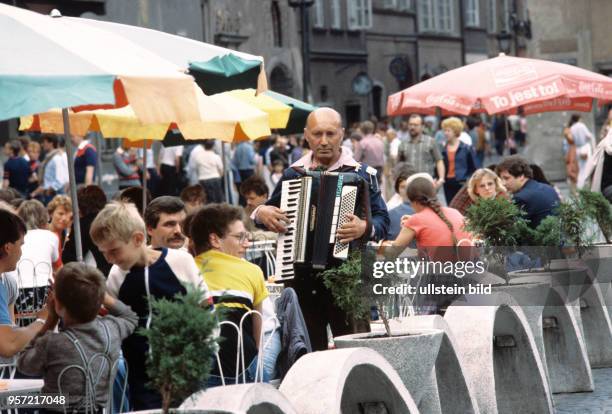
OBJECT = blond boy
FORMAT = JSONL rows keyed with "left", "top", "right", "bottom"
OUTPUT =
{"left": 90, "top": 202, "right": 209, "bottom": 411}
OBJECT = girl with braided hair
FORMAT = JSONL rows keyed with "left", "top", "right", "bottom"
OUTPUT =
{"left": 388, "top": 174, "right": 472, "bottom": 251}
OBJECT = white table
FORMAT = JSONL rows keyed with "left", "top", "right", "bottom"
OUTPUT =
{"left": 0, "top": 379, "right": 43, "bottom": 397}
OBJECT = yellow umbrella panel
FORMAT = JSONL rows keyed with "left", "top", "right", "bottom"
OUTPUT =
{"left": 21, "top": 87, "right": 285, "bottom": 142}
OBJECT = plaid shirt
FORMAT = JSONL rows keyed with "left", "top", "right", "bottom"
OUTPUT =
{"left": 398, "top": 134, "right": 442, "bottom": 175}
{"left": 449, "top": 185, "right": 473, "bottom": 214}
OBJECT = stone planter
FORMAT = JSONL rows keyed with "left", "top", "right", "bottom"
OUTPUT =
{"left": 493, "top": 282, "right": 593, "bottom": 393}
{"left": 334, "top": 329, "right": 443, "bottom": 408}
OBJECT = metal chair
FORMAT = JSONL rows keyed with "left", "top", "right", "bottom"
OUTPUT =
{"left": 14, "top": 259, "right": 51, "bottom": 326}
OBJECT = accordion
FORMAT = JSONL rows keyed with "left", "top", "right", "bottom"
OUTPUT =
{"left": 274, "top": 170, "right": 370, "bottom": 280}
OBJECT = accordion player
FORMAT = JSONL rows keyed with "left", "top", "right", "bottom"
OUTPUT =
{"left": 274, "top": 169, "right": 372, "bottom": 281}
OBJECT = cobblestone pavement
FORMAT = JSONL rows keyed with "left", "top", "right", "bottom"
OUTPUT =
{"left": 554, "top": 368, "right": 612, "bottom": 413}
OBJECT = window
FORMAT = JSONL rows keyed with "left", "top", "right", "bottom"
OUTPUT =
{"left": 384, "top": 0, "right": 412, "bottom": 11}
{"left": 271, "top": 1, "right": 282, "bottom": 47}
{"left": 465, "top": 0, "right": 479, "bottom": 27}
{"left": 331, "top": 0, "right": 342, "bottom": 29}
{"left": 313, "top": 0, "right": 325, "bottom": 28}
{"left": 487, "top": 0, "right": 496, "bottom": 33}
{"left": 348, "top": 0, "right": 372, "bottom": 30}
{"left": 418, "top": 0, "right": 454, "bottom": 33}
{"left": 502, "top": 0, "right": 511, "bottom": 31}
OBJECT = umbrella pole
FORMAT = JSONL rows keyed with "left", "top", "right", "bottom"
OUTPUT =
{"left": 62, "top": 108, "right": 84, "bottom": 263}
{"left": 95, "top": 132, "right": 103, "bottom": 187}
{"left": 222, "top": 142, "right": 228, "bottom": 203}
{"left": 142, "top": 139, "right": 148, "bottom": 217}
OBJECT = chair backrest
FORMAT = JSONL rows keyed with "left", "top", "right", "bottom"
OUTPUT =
{"left": 57, "top": 322, "right": 127, "bottom": 414}
{"left": 214, "top": 310, "right": 279, "bottom": 386}
{"left": 0, "top": 357, "right": 16, "bottom": 380}
{"left": 14, "top": 259, "right": 51, "bottom": 326}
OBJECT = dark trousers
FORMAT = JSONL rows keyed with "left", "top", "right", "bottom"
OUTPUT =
{"left": 159, "top": 164, "right": 179, "bottom": 196}
{"left": 146, "top": 167, "right": 161, "bottom": 198}
{"left": 443, "top": 178, "right": 464, "bottom": 205}
{"left": 200, "top": 178, "right": 224, "bottom": 203}
{"left": 286, "top": 275, "right": 369, "bottom": 351}
{"left": 129, "top": 377, "right": 163, "bottom": 411}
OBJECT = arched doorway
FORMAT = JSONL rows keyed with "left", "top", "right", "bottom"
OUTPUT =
{"left": 270, "top": 65, "right": 294, "bottom": 97}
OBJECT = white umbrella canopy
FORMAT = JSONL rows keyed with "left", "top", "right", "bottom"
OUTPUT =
{"left": 0, "top": 3, "right": 200, "bottom": 123}
{"left": 0, "top": 4, "right": 208, "bottom": 262}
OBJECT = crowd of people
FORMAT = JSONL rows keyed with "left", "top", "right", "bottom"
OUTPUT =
{"left": 0, "top": 106, "right": 610, "bottom": 412}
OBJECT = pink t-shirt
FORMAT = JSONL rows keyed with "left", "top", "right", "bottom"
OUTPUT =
{"left": 404, "top": 206, "right": 472, "bottom": 247}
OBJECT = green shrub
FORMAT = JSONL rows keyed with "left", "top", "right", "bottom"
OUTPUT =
{"left": 579, "top": 189, "right": 612, "bottom": 243}
{"left": 138, "top": 286, "right": 219, "bottom": 414}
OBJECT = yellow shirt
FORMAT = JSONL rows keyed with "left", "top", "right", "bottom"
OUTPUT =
{"left": 195, "top": 250, "right": 267, "bottom": 312}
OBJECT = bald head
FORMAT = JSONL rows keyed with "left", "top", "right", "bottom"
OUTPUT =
{"left": 305, "top": 107, "right": 343, "bottom": 130}
{"left": 304, "top": 107, "right": 345, "bottom": 168}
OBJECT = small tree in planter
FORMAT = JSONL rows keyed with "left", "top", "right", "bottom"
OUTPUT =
{"left": 139, "top": 286, "right": 219, "bottom": 414}
{"left": 463, "top": 197, "right": 534, "bottom": 280}
{"left": 579, "top": 189, "right": 612, "bottom": 244}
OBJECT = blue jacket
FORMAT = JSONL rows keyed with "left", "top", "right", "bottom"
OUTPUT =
{"left": 513, "top": 179, "right": 560, "bottom": 228}
{"left": 388, "top": 202, "right": 415, "bottom": 240}
{"left": 265, "top": 163, "right": 389, "bottom": 241}
{"left": 442, "top": 142, "right": 479, "bottom": 182}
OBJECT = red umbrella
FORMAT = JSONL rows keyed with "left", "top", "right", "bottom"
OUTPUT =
{"left": 388, "top": 53, "right": 612, "bottom": 116}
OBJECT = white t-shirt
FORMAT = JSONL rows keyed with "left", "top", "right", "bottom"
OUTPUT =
{"left": 193, "top": 150, "right": 223, "bottom": 181}
{"left": 6, "top": 229, "right": 58, "bottom": 289}
{"left": 186, "top": 145, "right": 205, "bottom": 185}
{"left": 159, "top": 145, "right": 184, "bottom": 167}
{"left": 106, "top": 248, "right": 209, "bottom": 302}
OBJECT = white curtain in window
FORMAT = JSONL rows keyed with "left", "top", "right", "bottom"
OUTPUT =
{"left": 398, "top": 0, "right": 412, "bottom": 10}
{"left": 487, "top": 0, "right": 497, "bottom": 32}
{"left": 348, "top": 0, "right": 372, "bottom": 30}
{"left": 419, "top": 0, "right": 434, "bottom": 31}
{"left": 465, "top": 0, "right": 479, "bottom": 27}
{"left": 313, "top": 0, "right": 325, "bottom": 28}
{"left": 418, "top": 0, "right": 453, "bottom": 33}
{"left": 331, "top": 0, "right": 342, "bottom": 28}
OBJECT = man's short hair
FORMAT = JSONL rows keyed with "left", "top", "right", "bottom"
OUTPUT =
{"left": 77, "top": 185, "right": 107, "bottom": 218}
{"left": 203, "top": 139, "right": 215, "bottom": 150}
{"left": 54, "top": 262, "right": 105, "bottom": 324}
{"left": 180, "top": 185, "right": 206, "bottom": 205}
{"left": 41, "top": 134, "right": 59, "bottom": 148}
{"left": 360, "top": 121, "right": 375, "bottom": 135}
{"left": 190, "top": 204, "right": 243, "bottom": 255}
{"left": 8, "top": 140, "right": 21, "bottom": 157}
{"left": 144, "top": 196, "right": 185, "bottom": 229}
{"left": 17, "top": 200, "right": 49, "bottom": 231}
{"left": 118, "top": 186, "right": 151, "bottom": 217}
{"left": 393, "top": 163, "right": 417, "bottom": 194}
{"left": 496, "top": 155, "right": 533, "bottom": 179}
{"left": 0, "top": 210, "right": 26, "bottom": 259}
{"left": 90, "top": 202, "right": 145, "bottom": 245}
{"left": 240, "top": 176, "right": 269, "bottom": 198}
{"left": 408, "top": 114, "right": 423, "bottom": 124}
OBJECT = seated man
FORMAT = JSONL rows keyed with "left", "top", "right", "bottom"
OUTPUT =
{"left": 91, "top": 202, "right": 209, "bottom": 410}
{"left": 144, "top": 196, "right": 187, "bottom": 250}
{"left": 17, "top": 263, "right": 138, "bottom": 412}
{"left": 387, "top": 165, "right": 416, "bottom": 239}
{"left": 190, "top": 204, "right": 268, "bottom": 386}
{"left": 496, "top": 156, "right": 560, "bottom": 228}
{"left": 0, "top": 209, "right": 47, "bottom": 358}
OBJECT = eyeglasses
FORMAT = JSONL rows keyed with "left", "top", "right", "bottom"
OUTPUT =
{"left": 226, "top": 232, "right": 251, "bottom": 243}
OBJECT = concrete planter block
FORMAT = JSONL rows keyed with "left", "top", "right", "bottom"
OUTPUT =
{"left": 334, "top": 329, "right": 443, "bottom": 407}
{"left": 180, "top": 383, "right": 297, "bottom": 414}
{"left": 279, "top": 348, "right": 419, "bottom": 414}
{"left": 508, "top": 265, "right": 592, "bottom": 304}
{"left": 444, "top": 292, "right": 554, "bottom": 414}
{"left": 572, "top": 281, "right": 612, "bottom": 368}
{"left": 582, "top": 246, "right": 612, "bottom": 321}
{"left": 494, "top": 281, "right": 593, "bottom": 393}
{"left": 400, "top": 315, "right": 480, "bottom": 414}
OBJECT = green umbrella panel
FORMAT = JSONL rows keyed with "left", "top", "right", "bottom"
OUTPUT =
{"left": 263, "top": 90, "right": 317, "bottom": 134}
{"left": 189, "top": 54, "right": 262, "bottom": 95}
